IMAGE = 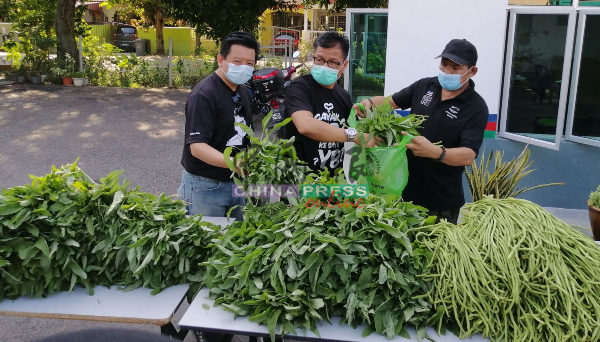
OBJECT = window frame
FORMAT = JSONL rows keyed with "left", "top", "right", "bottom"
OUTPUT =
{"left": 499, "top": 7, "right": 577, "bottom": 150}
{"left": 564, "top": 8, "right": 600, "bottom": 147}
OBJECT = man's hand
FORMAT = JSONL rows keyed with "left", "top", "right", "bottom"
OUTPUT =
{"left": 230, "top": 157, "right": 248, "bottom": 176}
{"left": 236, "top": 157, "right": 249, "bottom": 176}
{"left": 354, "top": 133, "right": 381, "bottom": 148}
{"left": 352, "top": 99, "right": 373, "bottom": 118}
{"left": 402, "top": 131, "right": 442, "bottom": 159}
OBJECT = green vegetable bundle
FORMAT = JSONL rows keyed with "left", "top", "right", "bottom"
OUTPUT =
{"left": 225, "top": 112, "right": 310, "bottom": 192}
{"left": 203, "top": 181, "right": 439, "bottom": 341}
{"left": 416, "top": 197, "right": 600, "bottom": 342}
{"left": 0, "top": 162, "right": 219, "bottom": 302}
{"left": 355, "top": 97, "right": 427, "bottom": 147}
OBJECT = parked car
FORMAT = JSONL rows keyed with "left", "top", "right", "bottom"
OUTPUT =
{"left": 113, "top": 25, "right": 138, "bottom": 52}
{"left": 272, "top": 30, "right": 299, "bottom": 56}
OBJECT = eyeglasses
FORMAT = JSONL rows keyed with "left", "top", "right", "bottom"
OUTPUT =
{"left": 312, "top": 56, "right": 343, "bottom": 69}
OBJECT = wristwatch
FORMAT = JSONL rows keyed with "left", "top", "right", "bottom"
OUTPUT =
{"left": 345, "top": 128, "right": 357, "bottom": 142}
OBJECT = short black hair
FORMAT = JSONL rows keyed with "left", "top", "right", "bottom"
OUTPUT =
{"left": 220, "top": 31, "right": 260, "bottom": 62}
{"left": 313, "top": 31, "right": 350, "bottom": 60}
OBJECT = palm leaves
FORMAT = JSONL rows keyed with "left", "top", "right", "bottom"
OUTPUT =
{"left": 465, "top": 146, "right": 564, "bottom": 202}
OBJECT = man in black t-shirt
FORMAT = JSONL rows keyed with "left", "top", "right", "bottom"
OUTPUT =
{"left": 178, "top": 32, "right": 259, "bottom": 221}
{"left": 354, "top": 39, "right": 489, "bottom": 224}
{"left": 285, "top": 31, "right": 378, "bottom": 176}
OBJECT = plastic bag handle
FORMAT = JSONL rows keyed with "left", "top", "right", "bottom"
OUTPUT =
{"left": 396, "top": 133, "right": 414, "bottom": 149}
{"left": 348, "top": 104, "right": 364, "bottom": 129}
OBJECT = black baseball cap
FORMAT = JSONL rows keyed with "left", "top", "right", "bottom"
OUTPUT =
{"left": 436, "top": 39, "right": 478, "bottom": 66}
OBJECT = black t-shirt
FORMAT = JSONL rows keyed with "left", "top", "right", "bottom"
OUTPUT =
{"left": 284, "top": 75, "right": 352, "bottom": 174}
{"left": 392, "top": 77, "right": 489, "bottom": 212}
{"left": 181, "top": 72, "right": 253, "bottom": 182}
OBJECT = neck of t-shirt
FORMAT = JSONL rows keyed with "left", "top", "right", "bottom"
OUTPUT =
{"left": 441, "top": 80, "right": 471, "bottom": 100}
{"left": 215, "top": 69, "right": 239, "bottom": 92}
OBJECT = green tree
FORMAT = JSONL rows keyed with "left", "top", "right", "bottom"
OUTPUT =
{"left": 3, "top": 0, "right": 59, "bottom": 72}
{"left": 0, "top": 0, "right": 16, "bottom": 22}
{"left": 102, "top": 0, "right": 173, "bottom": 55}
{"left": 308, "top": 0, "right": 387, "bottom": 12}
{"left": 172, "top": 0, "right": 387, "bottom": 43}
{"left": 55, "top": 0, "right": 78, "bottom": 63}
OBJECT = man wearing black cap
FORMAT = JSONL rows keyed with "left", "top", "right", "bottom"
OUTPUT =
{"left": 353, "top": 39, "right": 489, "bottom": 224}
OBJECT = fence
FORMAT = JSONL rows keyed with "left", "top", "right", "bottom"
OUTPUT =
{"left": 307, "top": 30, "right": 328, "bottom": 42}
{"left": 3, "top": 26, "right": 301, "bottom": 88}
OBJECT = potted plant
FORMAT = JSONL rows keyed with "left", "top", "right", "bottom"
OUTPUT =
{"left": 73, "top": 71, "right": 86, "bottom": 86}
{"left": 51, "top": 66, "right": 72, "bottom": 85}
{"left": 589, "top": 185, "right": 600, "bottom": 241}
{"left": 30, "top": 71, "right": 42, "bottom": 85}
{"left": 16, "top": 66, "right": 26, "bottom": 83}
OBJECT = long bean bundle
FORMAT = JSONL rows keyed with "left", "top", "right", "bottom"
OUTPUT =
{"left": 416, "top": 197, "right": 600, "bottom": 342}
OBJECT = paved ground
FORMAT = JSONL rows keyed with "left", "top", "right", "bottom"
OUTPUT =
{"left": 0, "top": 83, "right": 268, "bottom": 342}
{"left": 0, "top": 84, "right": 190, "bottom": 196}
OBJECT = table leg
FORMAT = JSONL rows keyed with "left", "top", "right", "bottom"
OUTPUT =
{"left": 161, "top": 321, "right": 189, "bottom": 340}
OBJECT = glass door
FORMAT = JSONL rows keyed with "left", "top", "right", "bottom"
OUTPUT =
{"left": 565, "top": 9, "right": 600, "bottom": 147}
{"left": 499, "top": 7, "right": 576, "bottom": 150}
{"left": 344, "top": 9, "right": 388, "bottom": 103}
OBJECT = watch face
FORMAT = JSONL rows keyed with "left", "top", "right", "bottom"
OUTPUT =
{"left": 347, "top": 128, "right": 357, "bottom": 135}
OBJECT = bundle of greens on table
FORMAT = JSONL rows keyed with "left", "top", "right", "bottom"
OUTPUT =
{"left": 0, "top": 162, "right": 219, "bottom": 302}
{"left": 202, "top": 171, "right": 441, "bottom": 341}
{"left": 355, "top": 97, "right": 427, "bottom": 147}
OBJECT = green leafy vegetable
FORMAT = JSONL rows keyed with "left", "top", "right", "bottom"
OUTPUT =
{"left": 224, "top": 112, "right": 310, "bottom": 193}
{"left": 355, "top": 97, "right": 427, "bottom": 147}
{"left": 203, "top": 172, "right": 438, "bottom": 340}
{"left": 0, "top": 162, "right": 219, "bottom": 303}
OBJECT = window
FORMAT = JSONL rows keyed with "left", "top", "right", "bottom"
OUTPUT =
{"left": 565, "top": 9, "right": 600, "bottom": 146}
{"left": 499, "top": 8, "right": 576, "bottom": 149}
{"left": 272, "top": 12, "right": 304, "bottom": 30}
{"left": 345, "top": 10, "right": 388, "bottom": 103}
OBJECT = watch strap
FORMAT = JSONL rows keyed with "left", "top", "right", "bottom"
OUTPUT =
{"left": 436, "top": 146, "right": 446, "bottom": 162}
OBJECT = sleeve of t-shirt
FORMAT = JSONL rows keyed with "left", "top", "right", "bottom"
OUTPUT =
{"left": 391, "top": 79, "right": 421, "bottom": 110}
{"left": 285, "top": 79, "right": 313, "bottom": 115}
{"left": 460, "top": 104, "right": 489, "bottom": 157}
{"left": 184, "top": 93, "right": 217, "bottom": 145}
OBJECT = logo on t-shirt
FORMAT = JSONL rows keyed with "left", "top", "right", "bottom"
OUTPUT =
{"left": 446, "top": 106, "right": 460, "bottom": 119}
{"left": 226, "top": 108, "right": 248, "bottom": 147}
{"left": 421, "top": 91, "right": 434, "bottom": 106}
{"left": 313, "top": 103, "right": 346, "bottom": 170}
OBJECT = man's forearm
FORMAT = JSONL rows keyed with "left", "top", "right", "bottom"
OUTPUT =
{"left": 292, "top": 112, "right": 348, "bottom": 143}
{"left": 440, "top": 147, "right": 476, "bottom": 167}
{"left": 190, "top": 143, "right": 229, "bottom": 168}
{"left": 298, "top": 120, "right": 347, "bottom": 142}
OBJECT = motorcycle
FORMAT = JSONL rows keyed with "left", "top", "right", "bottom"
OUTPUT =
{"left": 245, "top": 51, "right": 305, "bottom": 136}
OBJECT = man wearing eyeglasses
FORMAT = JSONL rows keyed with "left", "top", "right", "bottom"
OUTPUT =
{"left": 284, "top": 31, "right": 378, "bottom": 176}
{"left": 178, "top": 32, "right": 259, "bottom": 222}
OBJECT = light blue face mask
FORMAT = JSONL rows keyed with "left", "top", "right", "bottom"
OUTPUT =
{"left": 438, "top": 67, "right": 473, "bottom": 91}
{"left": 223, "top": 63, "right": 254, "bottom": 85}
{"left": 311, "top": 64, "right": 341, "bottom": 86}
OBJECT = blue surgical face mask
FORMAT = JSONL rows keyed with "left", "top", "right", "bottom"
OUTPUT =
{"left": 223, "top": 63, "right": 254, "bottom": 85}
{"left": 438, "top": 67, "right": 473, "bottom": 91}
{"left": 311, "top": 64, "right": 341, "bottom": 86}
